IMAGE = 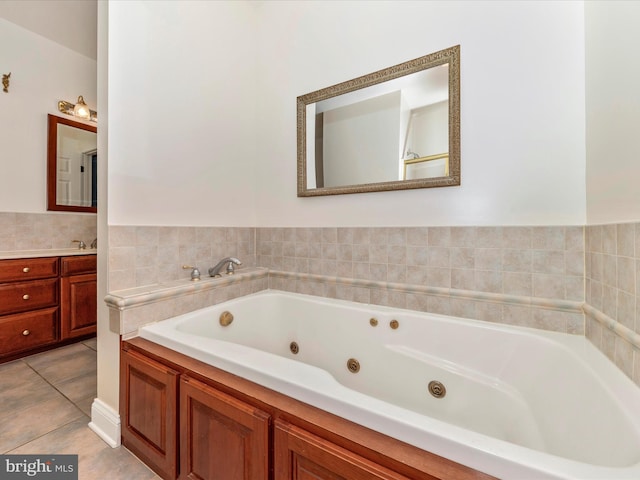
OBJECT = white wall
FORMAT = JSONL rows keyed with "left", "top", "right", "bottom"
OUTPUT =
{"left": 585, "top": 1, "right": 640, "bottom": 225}
{"left": 107, "top": 1, "right": 586, "bottom": 229}
{"left": 0, "top": 18, "right": 96, "bottom": 213}
{"left": 253, "top": 1, "right": 586, "bottom": 227}
{"left": 107, "top": 0, "right": 258, "bottom": 227}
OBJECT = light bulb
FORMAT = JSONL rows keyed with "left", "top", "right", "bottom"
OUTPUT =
{"left": 73, "top": 96, "right": 91, "bottom": 119}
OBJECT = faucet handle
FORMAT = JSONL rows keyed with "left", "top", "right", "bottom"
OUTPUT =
{"left": 182, "top": 265, "right": 201, "bottom": 281}
{"left": 226, "top": 262, "right": 236, "bottom": 275}
{"left": 72, "top": 240, "right": 86, "bottom": 250}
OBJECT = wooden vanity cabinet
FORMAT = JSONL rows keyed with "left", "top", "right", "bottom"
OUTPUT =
{"left": 121, "top": 339, "right": 496, "bottom": 480}
{"left": 0, "top": 257, "right": 59, "bottom": 358}
{"left": 60, "top": 255, "right": 97, "bottom": 339}
{"left": 0, "top": 254, "right": 96, "bottom": 362}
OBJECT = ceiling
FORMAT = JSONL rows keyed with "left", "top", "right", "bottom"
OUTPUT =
{"left": 0, "top": 0, "right": 97, "bottom": 60}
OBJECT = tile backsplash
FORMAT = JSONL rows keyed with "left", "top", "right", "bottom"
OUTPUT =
{"left": 257, "top": 226, "right": 584, "bottom": 302}
{"left": 108, "top": 223, "right": 640, "bottom": 386}
{"left": 109, "top": 225, "right": 585, "bottom": 330}
{"left": 257, "top": 226, "right": 585, "bottom": 335}
{"left": 0, "top": 212, "right": 96, "bottom": 251}
{"left": 585, "top": 223, "right": 640, "bottom": 384}
{"left": 109, "top": 226, "right": 256, "bottom": 290}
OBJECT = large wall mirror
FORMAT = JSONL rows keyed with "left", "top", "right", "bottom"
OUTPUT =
{"left": 47, "top": 114, "right": 97, "bottom": 213}
{"left": 297, "top": 45, "right": 460, "bottom": 196}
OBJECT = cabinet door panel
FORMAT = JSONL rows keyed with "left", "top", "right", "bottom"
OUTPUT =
{"left": 60, "top": 273, "right": 96, "bottom": 339}
{"left": 180, "top": 376, "right": 269, "bottom": 480}
{"left": 274, "top": 420, "right": 416, "bottom": 480}
{"left": 121, "top": 349, "right": 179, "bottom": 480}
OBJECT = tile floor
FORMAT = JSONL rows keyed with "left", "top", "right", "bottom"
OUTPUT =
{"left": 0, "top": 338, "right": 161, "bottom": 479}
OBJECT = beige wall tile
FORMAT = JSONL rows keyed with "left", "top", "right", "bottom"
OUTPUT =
{"left": 532, "top": 226, "right": 565, "bottom": 250}
{"left": 428, "top": 227, "right": 450, "bottom": 246}
{"left": 502, "top": 227, "right": 532, "bottom": 249}
{"left": 450, "top": 226, "right": 476, "bottom": 247}
{"left": 617, "top": 223, "right": 635, "bottom": 258}
{"left": 617, "top": 256, "right": 635, "bottom": 294}
{"left": 406, "top": 227, "right": 428, "bottom": 245}
{"left": 602, "top": 225, "right": 617, "bottom": 255}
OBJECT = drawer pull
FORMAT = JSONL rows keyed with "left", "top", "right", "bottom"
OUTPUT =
{"left": 22, "top": 267, "right": 30, "bottom": 273}
{"left": 22, "top": 294, "right": 30, "bottom": 300}
{"left": 22, "top": 329, "right": 30, "bottom": 336}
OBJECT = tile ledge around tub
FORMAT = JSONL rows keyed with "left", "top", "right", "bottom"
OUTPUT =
{"left": 583, "top": 304, "right": 640, "bottom": 350}
{"left": 268, "top": 270, "right": 584, "bottom": 314}
{"left": 105, "top": 267, "right": 268, "bottom": 310}
{"left": 0, "top": 248, "right": 97, "bottom": 259}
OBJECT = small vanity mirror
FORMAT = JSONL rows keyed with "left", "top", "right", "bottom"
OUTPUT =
{"left": 297, "top": 45, "right": 460, "bottom": 196}
{"left": 47, "top": 114, "right": 97, "bottom": 213}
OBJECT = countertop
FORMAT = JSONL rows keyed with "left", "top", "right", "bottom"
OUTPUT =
{"left": 0, "top": 248, "right": 97, "bottom": 260}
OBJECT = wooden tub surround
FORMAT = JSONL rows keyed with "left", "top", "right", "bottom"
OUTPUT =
{"left": 121, "top": 338, "right": 495, "bottom": 480}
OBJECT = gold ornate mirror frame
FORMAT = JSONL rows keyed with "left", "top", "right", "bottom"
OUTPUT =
{"left": 297, "top": 45, "right": 460, "bottom": 196}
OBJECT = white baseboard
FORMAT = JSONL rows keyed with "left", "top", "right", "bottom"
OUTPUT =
{"left": 88, "top": 398, "right": 121, "bottom": 448}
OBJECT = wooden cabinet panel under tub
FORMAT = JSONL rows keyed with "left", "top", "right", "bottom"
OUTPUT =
{"left": 274, "top": 419, "right": 413, "bottom": 480}
{"left": 0, "top": 253, "right": 96, "bottom": 362}
{"left": 121, "top": 338, "right": 495, "bottom": 480}
{"left": 121, "top": 347, "right": 179, "bottom": 480}
{"left": 179, "top": 376, "right": 269, "bottom": 480}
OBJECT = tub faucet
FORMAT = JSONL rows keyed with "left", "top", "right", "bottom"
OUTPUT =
{"left": 182, "top": 265, "right": 201, "bottom": 281}
{"left": 209, "top": 257, "right": 242, "bottom": 277}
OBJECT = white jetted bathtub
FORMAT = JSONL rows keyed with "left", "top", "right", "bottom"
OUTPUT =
{"left": 138, "top": 290, "right": 640, "bottom": 479}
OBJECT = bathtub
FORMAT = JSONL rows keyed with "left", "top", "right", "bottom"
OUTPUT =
{"left": 138, "top": 290, "right": 640, "bottom": 479}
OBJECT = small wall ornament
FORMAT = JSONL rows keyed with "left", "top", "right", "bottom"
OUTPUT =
{"left": 2, "top": 72, "right": 10, "bottom": 93}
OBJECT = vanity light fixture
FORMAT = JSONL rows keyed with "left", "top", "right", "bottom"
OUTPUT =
{"left": 2, "top": 72, "right": 10, "bottom": 93}
{"left": 58, "top": 95, "right": 97, "bottom": 122}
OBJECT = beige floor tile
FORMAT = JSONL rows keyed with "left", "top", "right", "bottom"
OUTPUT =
{"left": 8, "top": 418, "right": 160, "bottom": 479}
{"left": 55, "top": 370, "right": 97, "bottom": 403}
{"left": 0, "top": 392, "right": 85, "bottom": 452}
{"left": 24, "top": 343, "right": 89, "bottom": 368}
{"left": 2, "top": 342, "right": 156, "bottom": 478}
{"left": 0, "top": 362, "right": 58, "bottom": 419}
{"left": 74, "top": 396, "right": 94, "bottom": 417}
{"left": 82, "top": 337, "right": 97, "bottom": 351}
{"left": 27, "top": 348, "right": 96, "bottom": 386}
{"left": 80, "top": 444, "right": 161, "bottom": 480}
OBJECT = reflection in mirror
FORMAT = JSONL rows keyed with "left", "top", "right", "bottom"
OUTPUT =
{"left": 47, "top": 114, "right": 97, "bottom": 213}
{"left": 297, "top": 45, "right": 459, "bottom": 196}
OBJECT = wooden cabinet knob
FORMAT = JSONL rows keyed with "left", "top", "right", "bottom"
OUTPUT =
{"left": 22, "top": 267, "right": 30, "bottom": 273}
{"left": 22, "top": 294, "right": 30, "bottom": 300}
{"left": 22, "top": 329, "right": 30, "bottom": 336}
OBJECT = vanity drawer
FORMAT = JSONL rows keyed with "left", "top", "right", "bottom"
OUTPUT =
{"left": 0, "top": 257, "right": 58, "bottom": 282}
{"left": 0, "top": 308, "right": 58, "bottom": 357}
{"left": 0, "top": 279, "right": 59, "bottom": 315}
{"left": 61, "top": 255, "right": 96, "bottom": 276}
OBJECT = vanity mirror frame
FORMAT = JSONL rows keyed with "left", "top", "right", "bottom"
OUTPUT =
{"left": 297, "top": 45, "right": 460, "bottom": 197}
{"left": 47, "top": 114, "right": 97, "bottom": 213}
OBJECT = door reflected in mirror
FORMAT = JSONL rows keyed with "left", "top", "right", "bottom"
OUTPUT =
{"left": 47, "top": 114, "right": 97, "bottom": 213}
{"left": 298, "top": 45, "right": 460, "bottom": 196}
